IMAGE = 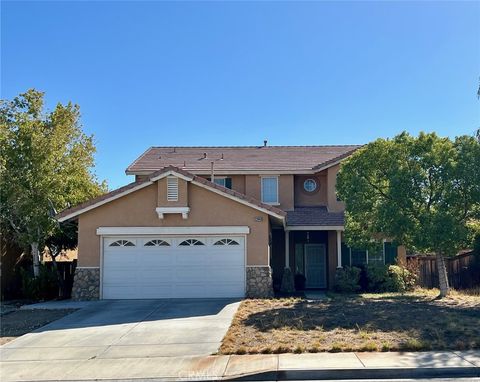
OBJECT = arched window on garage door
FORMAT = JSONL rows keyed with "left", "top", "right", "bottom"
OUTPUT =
{"left": 144, "top": 239, "right": 170, "bottom": 247}
{"left": 179, "top": 239, "right": 205, "bottom": 246}
{"left": 213, "top": 239, "right": 240, "bottom": 246}
{"left": 109, "top": 240, "right": 135, "bottom": 247}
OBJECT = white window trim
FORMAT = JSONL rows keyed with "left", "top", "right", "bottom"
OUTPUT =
{"left": 260, "top": 175, "right": 279, "bottom": 205}
{"left": 156, "top": 207, "right": 190, "bottom": 219}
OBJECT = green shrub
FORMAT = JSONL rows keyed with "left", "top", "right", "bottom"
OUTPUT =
{"left": 366, "top": 264, "right": 416, "bottom": 293}
{"left": 334, "top": 266, "right": 361, "bottom": 292}
{"left": 388, "top": 265, "right": 416, "bottom": 292}
{"left": 383, "top": 265, "right": 406, "bottom": 292}
{"left": 20, "top": 265, "right": 58, "bottom": 301}
{"left": 366, "top": 264, "right": 389, "bottom": 291}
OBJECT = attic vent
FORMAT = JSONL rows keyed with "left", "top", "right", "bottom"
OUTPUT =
{"left": 167, "top": 176, "right": 178, "bottom": 201}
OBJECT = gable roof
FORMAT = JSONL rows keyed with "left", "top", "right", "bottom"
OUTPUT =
{"left": 126, "top": 145, "right": 361, "bottom": 175}
{"left": 56, "top": 166, "right": 286, "bottom": 222}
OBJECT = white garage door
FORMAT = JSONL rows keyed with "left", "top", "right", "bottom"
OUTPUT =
{"left": 102, "top": 236, "right": 245, "bottom": 299}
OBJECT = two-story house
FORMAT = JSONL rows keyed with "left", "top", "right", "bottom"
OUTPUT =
{"left": 57, "top": 144, "right": 404, "bottom": 300}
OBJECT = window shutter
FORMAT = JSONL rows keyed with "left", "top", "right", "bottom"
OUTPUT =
{"left": 167, "top": 176, "right": 178, "bottom": 201}
{"left": 341, "top": 243, "right": 351, "bottom": 267}
{"left": 225, "top": 177, "right": 232, "bottom": 189}
{"left": 351, "top": 248, "right": 367, "bottom": 267}
{"left": 384, "top": 242, "right": 398, "bottom": 265}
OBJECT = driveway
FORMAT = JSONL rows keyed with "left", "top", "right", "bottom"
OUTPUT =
{"left": 0, "top": 299, "right": 240, "bottom": 361}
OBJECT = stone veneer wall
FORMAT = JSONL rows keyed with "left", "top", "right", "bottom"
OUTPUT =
{"left": 71, "top": 267, "right": 100, "bottom": 300}
{"left": 246, "top": 266, "right": 274, "bottom": 298}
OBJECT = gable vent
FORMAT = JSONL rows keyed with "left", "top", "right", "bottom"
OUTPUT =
{"left": 167, "top": 176, "right": 178, "bottom": 201}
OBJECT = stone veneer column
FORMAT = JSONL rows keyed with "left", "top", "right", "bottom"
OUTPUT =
{"left": 71, "top": 267, "right": 100, "bottom": 300}
{"left": 246, "top": 266, "right": 274, "bottom": 298}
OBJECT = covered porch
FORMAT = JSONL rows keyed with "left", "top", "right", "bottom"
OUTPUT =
{"left": 271, "top": 207, "right": 344, "bottom": 291}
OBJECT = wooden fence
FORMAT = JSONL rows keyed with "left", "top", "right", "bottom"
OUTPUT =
{"left": 44, "top": 260, "right": 77, "bottom": 298}
{"left": 407, "top": 252, "right": 479, "bottom": 289}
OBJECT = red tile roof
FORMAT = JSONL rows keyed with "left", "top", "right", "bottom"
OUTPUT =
{"left": 126, "top": 145, "right": 361, "bottom": 174}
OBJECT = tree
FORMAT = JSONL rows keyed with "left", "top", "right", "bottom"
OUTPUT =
{"left": 0, "top": 89, "right": 107, "bottom": 277}
{"left": 337, "top": 132, "right": 480, "bottom": 297}
{"left": 45, "top": 221, "right": 78, "bottom": 298}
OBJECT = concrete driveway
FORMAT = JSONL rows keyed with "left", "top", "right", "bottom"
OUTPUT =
{"left": 0, "top": 299, "right": 240, "bottom": 361}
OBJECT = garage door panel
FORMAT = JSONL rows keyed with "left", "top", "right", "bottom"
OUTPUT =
{"left": 140, "top": 254, "right": 173, "bottom": 265}
{"left": 206, "top": 252, "right": 245, "bottom": 266}
{"left": 102, "top": 235, "right": 246, "bottom": 299}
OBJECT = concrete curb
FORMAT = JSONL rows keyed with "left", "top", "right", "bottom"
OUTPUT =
{"left": 31, "top": 366, "right": 480, "bottom": 382}
{"left": 231, "top": 366, "right": 480, "bottom": 381}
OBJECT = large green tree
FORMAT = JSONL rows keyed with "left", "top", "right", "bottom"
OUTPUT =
{"left": 0, "top": 89, "right": 107, "bottom": 277}
{"left": 337, "top": 132, "right": 480, "bottom": 297}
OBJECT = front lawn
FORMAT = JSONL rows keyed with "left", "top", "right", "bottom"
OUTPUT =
{"left": 0, "top": 308, "right": 76, "bottom": 345}
{"left": 219, "top": 289, "right": 480, "bottom": 354}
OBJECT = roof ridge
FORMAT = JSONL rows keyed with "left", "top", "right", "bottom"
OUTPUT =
{"left": 149, "top": 144, "right": 362, "bottom": 148}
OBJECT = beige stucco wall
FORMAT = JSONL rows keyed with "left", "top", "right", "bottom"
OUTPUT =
{"left": 245, "top": 175, "right": 261, "bottom": 200}
{"left": 244, "top": 175, "right": 294, "bottom": 211}
{"left": 327, "top": 165, "right": 345, "bottom": 213}
{"left": 231, "top": 175, "right": 246, "bottom": 194}
{"left": 77, "top": 181, "right": 270, "bottom": 268}
{"left": 397, "top": 245, "right": 407, "bottom": 263}
{"left": 135, "top": 175, "right": 149, "bottom": 182}
{"left": 294, "top": 173, "right": 328, "bottom": 207}
{"left": 278, "top": 175, "right": 294, "bottom": 211}
{"left": 157, "top": 177, "right": 188, "bottom": 207}
{"left": 196, "top": 175, "right": 246, "bottom": 194}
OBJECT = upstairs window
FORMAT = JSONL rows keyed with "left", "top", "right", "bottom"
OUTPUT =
{"left": 303, "top": 179, "right": 317, "bottom": 192}
{"left": 210, "top": 177, "right": 232, "bottom": 189}
{"left": 213, "top": 178, "right": 232, "bottom": 190}
{"left": 167, "top": 176, "right": 178, "bottom": 201}
{"left": 261, "top": 176, "right": 278, "bottom": 204}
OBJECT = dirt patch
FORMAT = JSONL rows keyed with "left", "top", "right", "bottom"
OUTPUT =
{"left": 220, "top": 289, "right": 480, "bottom": 354}
{"left": 0, "top": 309, "right": 76, "bottom": 345}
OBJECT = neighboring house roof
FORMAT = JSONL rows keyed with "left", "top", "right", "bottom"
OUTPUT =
{"left": 126, "top": 145, "right": 361, "bottom": 175}
{"left": 56, "top": 166, "right": 287, "bottom": 222}
{"left": 286, "top": 207, "right": 344, "bottom": 227}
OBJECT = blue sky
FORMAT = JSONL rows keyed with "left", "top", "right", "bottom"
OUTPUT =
{"left": 2, "top": 1, "right": 479, "bottom": 189}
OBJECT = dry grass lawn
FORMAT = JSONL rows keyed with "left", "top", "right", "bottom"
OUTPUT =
{"left": 220, "top": 289, "right": 480, "bottom": 354}
{"left": 0, "top": 309, "right": 76, "bottom": 345}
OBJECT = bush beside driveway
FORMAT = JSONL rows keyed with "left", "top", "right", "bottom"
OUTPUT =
{"left": 220, "top": 289, "right": 480, "bottom": 354}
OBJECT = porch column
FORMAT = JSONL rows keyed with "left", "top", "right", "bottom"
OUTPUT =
{"left": 336, "top": 230, "right": 342, "bottom": 268}
{"left": 285, "top": 231, "right": 290, "bottom": 268}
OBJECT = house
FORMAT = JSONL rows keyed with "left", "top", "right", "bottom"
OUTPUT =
{"left": 57, "top": 144, "right": 405, "bottom": 300}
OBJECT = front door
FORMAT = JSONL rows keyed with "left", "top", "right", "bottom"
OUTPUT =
{"left": 305, "top": 244, "right": 327, "bottom": 288}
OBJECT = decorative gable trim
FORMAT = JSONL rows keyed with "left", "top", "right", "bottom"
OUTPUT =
{"left": 150, "top": 170, "right": 193, "bottom": 182}
{"left": 156, "top": 207, "right": 190, "bottom": 219}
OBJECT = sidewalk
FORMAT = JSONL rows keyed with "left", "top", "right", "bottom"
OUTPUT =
{"left": 1, "top": 351, "right": 479, "bottom": 381}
